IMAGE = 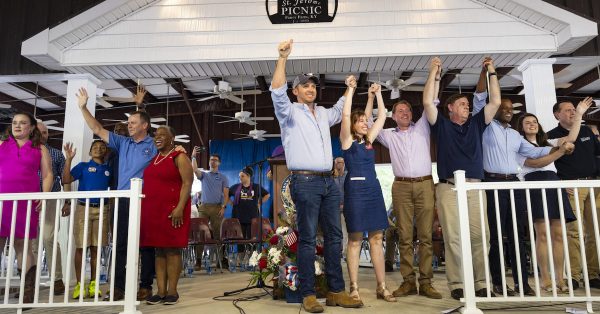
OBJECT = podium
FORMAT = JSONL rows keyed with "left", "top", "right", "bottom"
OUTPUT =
{"left": 268, "top": 158, "right": 290, "bottom": 229}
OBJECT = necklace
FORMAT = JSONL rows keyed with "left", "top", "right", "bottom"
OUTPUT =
{"left": 153, "top": 147, "right": 175, "bottom": 165}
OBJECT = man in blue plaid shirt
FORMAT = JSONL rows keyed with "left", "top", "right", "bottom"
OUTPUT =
{"left": 37, "top": 122, "right": 67, "bottom": 294}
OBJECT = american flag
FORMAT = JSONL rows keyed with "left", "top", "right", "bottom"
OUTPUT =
{"left": 285, "top": 231, "right": 297, "bottom": 247}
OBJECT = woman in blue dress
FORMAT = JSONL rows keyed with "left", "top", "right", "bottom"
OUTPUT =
{"left": 340, "top": 77, "right": 395, "bottom": 303}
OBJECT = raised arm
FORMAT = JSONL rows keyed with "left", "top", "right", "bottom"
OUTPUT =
{"left": 133, "top": 84, "right": 147, "bottom": 112}
{"left": 191, "top": 146, "right": 204, "bottom": 180}
{"left": 364, "top": 83, "right": 377, "bottom": 119}
{"left": 433, "top": 64, "right": 442, "bottom": 101}
{"left": 556, "top": 97, "right": 593, "bottom": 145}
{"left": 423, "top": 57, "right": 442, "bottom": 125}
{"left": 61, "top": 142, "right": 76, "bottom": 184}
{"left": 366, "top": 84, "right": 387, "bottom": 143}
{"left": 482, "top": 58, "right": 502, "bottom": 124}
{"left": 472, "top": 57, "right": 492, "bottom": 115}
{"left": 272, "top": 39, "right": 292, "bottom": 89}
{"left": 77, "top": 88, "right": 109, "bottom": 142}
{"left": 340, "top": 75, "right": 357, "bottom": 150}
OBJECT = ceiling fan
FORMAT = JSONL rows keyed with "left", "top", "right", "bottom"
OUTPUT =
{"left": 371, "top": 108, "right": 392, "bottom": 120}
{"left": 197, "top": 80, "right": 261, "bottom": 105}
{"left": 214, "top": 77, "right": 274, "bottom": 126}
{"left": 233, "top": 83, "right": 280, "bottom": 141}
{"left": 40, "top": 119, "right": 64, "bottom": 132}
{"left": 356, "top": 73, "right": 420, "bottom": 99}
{"left": 233, "top": 129, "right": 280, "bottom": 141}
{"left": 586, "top": 100, "right": 600, "bottom": 115}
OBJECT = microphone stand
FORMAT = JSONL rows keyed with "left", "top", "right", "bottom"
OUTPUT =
{"left": 223, "top": 156, "right": 273, "bottom": 296}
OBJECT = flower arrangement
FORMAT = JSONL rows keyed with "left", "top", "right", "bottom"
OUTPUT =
{"left": 248, "top": 226, "right": 325, "bottom": 293}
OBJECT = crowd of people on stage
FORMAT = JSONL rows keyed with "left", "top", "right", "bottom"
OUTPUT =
{"left": 1, "top": 38, "right": 600, "bottom": 312}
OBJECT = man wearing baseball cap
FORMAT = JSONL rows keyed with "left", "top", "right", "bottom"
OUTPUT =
{"left": 270, "top": 39, "right": 362, "bottom": 313}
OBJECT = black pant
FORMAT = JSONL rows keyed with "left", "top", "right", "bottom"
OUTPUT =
{"left": 238, "top": 223, "right": 252, "bottom": 253}
{"left": 114, "top": 198, "right": 155, "bottom": 291}
{"left": 485, "top": 177, "right": 529, "bottom": 287}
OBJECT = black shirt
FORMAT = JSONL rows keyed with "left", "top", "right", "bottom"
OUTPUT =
{"left": 547, "top": 124, "right": 600, "bottom": 179}
{"left": 228, "top": 183, "right": 269, "bottom": 224}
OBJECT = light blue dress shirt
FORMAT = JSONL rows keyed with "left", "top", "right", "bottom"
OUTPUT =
{"left": 473, "top": 92, "right": 551, "bottom": 174}
{"left": 270, "top": 84, "right": 344, "bottom": 172}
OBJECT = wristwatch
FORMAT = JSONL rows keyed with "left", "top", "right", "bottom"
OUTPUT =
{"left": 488, "top": 72, "right": 497, "bottom": 76}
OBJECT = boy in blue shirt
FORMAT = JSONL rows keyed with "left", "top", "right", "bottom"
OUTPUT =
{"left": 62, "top": 140, "right": 112, "bottom": 299}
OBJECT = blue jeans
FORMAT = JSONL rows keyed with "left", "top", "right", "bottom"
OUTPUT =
{"left": 290, "top": 174, "right": 344, "bottom": 297}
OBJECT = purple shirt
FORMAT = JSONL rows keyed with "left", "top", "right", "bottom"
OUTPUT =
{"left": 376, "top": 115, "right": 432, "bottom": 178}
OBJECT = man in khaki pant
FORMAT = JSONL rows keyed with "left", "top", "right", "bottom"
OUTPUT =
{"left": 548, "top": 101, "right": 600, "bottom": 289}
{"left": 192, "top": 151, "right": 229, "bottom": 270}
{"left": 423, "top": 57, "right": 501, "bottom": 300}
{"left": 376, "top": 95, "right": 442, "bottom": 299}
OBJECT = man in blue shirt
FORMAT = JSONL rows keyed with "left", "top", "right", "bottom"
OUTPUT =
{"left": 271, "top": 39, "right": 362, "bottom": 313}
{"left": 77, "top": 86, "right": 156, "bottom": 301}
{"left": 423, "top": 57, "right": 501, "bottom": 300}
{"left": 62, "top": 140, "right": 112, "bottom": 299}
{"left": 191, "top": 150, "right": 229, "bottom": 270}
{"left": 472, "top": 71, "right": 569, "bottom": 296}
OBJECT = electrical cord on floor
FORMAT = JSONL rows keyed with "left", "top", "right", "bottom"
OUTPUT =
{"left": 213, "top": 284, "right": 270, "bottom": 314}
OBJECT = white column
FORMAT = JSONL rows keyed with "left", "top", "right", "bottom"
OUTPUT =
{"left": 60, "top": 74, "right": 101, "bottom": 284}
{"left": 64, "top": 74, "right": 101, "bottom": 163}
{"left": 517, "top": 58, "right": 558, "bottom": 131}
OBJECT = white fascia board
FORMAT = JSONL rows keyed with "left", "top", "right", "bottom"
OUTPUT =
{"left": 510, "top": 0, "right": 597, "bottom": 49}
{"left": 21, "top": 28, "right": 64, "bottom": 71}
{"left": 47, "top": 0, "right": 133, "bottom": 42}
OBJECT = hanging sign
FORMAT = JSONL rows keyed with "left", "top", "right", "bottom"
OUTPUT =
{"left": 266, "top": 0, "right": 338, "bottom": 24}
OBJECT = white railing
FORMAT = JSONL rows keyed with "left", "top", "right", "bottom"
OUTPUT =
{"left": 453, "top": 170, "right": 600, "bottom": 314}
{"left": 0, "top": 179, "right": 143, "bottom": 314}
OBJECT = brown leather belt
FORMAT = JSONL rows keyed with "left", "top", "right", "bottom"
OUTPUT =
{"left": 395, "top": 175, "right": 433, "bottom": 182}
{"left": 291, "top": 170, "right": 332, "bottom": 177}
{"left": 484, "top": 172, "right": 518, "bottom": 180}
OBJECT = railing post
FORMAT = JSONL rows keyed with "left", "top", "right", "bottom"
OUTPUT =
{"left": 453, "top": 170, "right": 483, "bottom": 314}
{"left": 120, "top": 179, "right": 143, "bottom": 314}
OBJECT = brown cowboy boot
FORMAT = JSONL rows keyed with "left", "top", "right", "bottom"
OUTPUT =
{"left": 325, "top": 290, "right": 363, "bottom": 308}
{"left": 302, "top": 295, "right": 324, "bottom": 313}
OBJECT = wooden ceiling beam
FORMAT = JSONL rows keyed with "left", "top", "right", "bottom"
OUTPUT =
{"left": 9, "top": 82, "right": 65, "bottom": 109}
{"left": 557, "top": 67, "right": 599, "bottom": 96}
{"left": 553, "top": 64, "right": 570, "bottom": 74}
{"left": 256, "top": 76, "right": 268, "bottom": 92}
{"left": 357, "top": 72, "right": 369, "bottom": 88}
{"left": 165, "top": 78, "right": 205, "bottom": 147}
{"left": 439, "top": 69, "right": 462, "bottom": 93}
{"left": 0, "top": 91, "right": 48, "bottom": 114}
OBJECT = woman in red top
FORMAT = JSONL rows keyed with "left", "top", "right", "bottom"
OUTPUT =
{"left": 140, "top": 126, "right": 193, "bottom": 305}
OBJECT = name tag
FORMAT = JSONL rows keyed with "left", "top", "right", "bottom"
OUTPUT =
{"left": 88, "top": 167, "right": 97, "bottom": 173}
{"left": 350, "top": 177, "right": 366, "bottom": 181}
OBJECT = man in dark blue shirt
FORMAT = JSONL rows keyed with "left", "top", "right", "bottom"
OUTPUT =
{"left": 548, "top": 101, "right": 600, "bottom": 289}
{"left": 423, "top": 57, "right": 501, "bottom": 300}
